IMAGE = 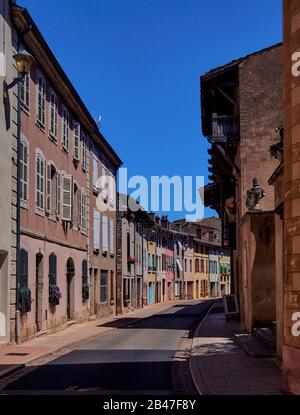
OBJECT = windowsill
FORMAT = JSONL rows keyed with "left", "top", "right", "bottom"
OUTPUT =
{"left": 35, "top": 207, "right": 45, "bottom": 217}
{"left": 93, "top": 249, "right": 99, "bottom": 255}
{"left": 110, "top": 253, "right": 114, "bottom": 258}
{"left": 35, "top": 120, "right": 45, "bottom": 132}
{"left": 49, "top": 133, "right": 58, "bottom": 144}
{"left": 62, "top": 146, "right": 69, "bottom": 156}
{"left": 21, "top": 105, "right": 30, "bottom": 116}
{"left": 48, "top": 214, "right": 57, "bottom": 223}
{"left": 20, "top": 199, "right": 28, "bottom": 209}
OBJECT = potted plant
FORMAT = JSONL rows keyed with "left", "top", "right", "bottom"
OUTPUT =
{"left": 19, "top": 287, "right": 32, "bottom": 313}
{"left": 127, "top": 256, "right": 136, "bottom": 264}
{"left": 49, "top": 285, "right": 62, "bottom": 305}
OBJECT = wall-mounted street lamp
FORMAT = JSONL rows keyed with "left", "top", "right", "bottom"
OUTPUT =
{"left": 6, "top": 48, "right": 34, "bottom": 344}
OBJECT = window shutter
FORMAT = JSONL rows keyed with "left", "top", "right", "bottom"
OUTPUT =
{"left": 46, "top": 163, "right": 51, "bottom": 213}
{"left": 102, "top": 216, "right": 108, "bottom": 252}
{"left": 81, "top": 191, "right": 87, "bottom": 230}
{"left": 93, "top": 155, "right": 98, "bottom": 190}
{"left": 56, "top": 171, "right": 61, "bottom": 217}
{"left": 51, "top": 170, "right": 57, "bottom": 213}
{"left": 110, "top": 220, "right": 114, "bottom": 254}
{"left": 62, "top": 174, "right": 72, "bottom": 221}
{"left": 77, "top": 188, "right": 81, "bottom": 228}
{"left": 74, "top": 122, "right": 80, "bottom": 160}
{"left": 25, "top": 74, "right": 30, "bottom": 109}
{"left": 93, "top": 210, "right": 100, "bottom": 250}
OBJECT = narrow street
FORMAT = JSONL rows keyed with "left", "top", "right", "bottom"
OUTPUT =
{"left": 0, "top": 301, "right": 213, "bottom": 395}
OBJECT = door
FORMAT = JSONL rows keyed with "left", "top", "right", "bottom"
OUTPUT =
{"left": 35, "top": 254, "right": 43, "bottom": 332}
{"left": 66, "top": 258, "right": 75, "bottom": 321}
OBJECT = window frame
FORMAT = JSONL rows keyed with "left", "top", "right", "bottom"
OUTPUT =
{"left": 35, "top": 149, "right": 45, "bottom": 215}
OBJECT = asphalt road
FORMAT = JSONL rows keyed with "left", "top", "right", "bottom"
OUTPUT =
{"left": 2, "top": 300, "right": 213, "bottom": 395}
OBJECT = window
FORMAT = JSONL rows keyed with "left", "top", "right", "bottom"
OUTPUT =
{"left": 49, "top": 91, "right": 58, "bottom": 139}
{"left": 195, "top": 258, "right": 199, "bottom": 273}
{"left": 20, "top": 137, "right": 28, "bottom": 203}
{"left": 49, "top": 253, "right": 57, "bottom": 286}
{"left": 200, "top": 259, "right": 205, "bottom": 273}
{"left": 110, "top": 271, "right": 114, "bottom": 300}
{"left": 102, "top": 215, "right": 108, "bottom": 252}
{"left": 100, "top": 271, "right": 108, "bottom": 303}
{"left": 61, "top": 174, "right": 72, "bottom": 221}
{"left": 93, "top": 209, "right": 100, "bottom": 251}
{"left": 110, "top": 220, "right": 114, "bottom": 255}
{"left": 82, "top": 259, "right": 88, "bottom": 293}
{"left": 37, "top": 71, "right": 46, "bottom": 127}
{"left": 73, "top": 122, "right": 80, "bottom": 161}
{"left": 46, "top": 163, "right": 58, "bottom": 216}
{"left": 62, "top": 107, "right": 69, "bottom": 150}
{"left": 19, "top": 249, "right": 28, "bottom": 289}
{"left": 21, "top": 73, "right": 30, "bottom": 111}
{"left": 73, "top": 184, "right": 81, "bottom": 227}
{"left": 81, "top": 133, "right": 87, "bottom": 171}
{"left": 190, "top": 260, "right": 192, "bottom": 272}
{"left": 148, "top": 253, "right": 150, "bottom": 268}
{"left": 81, "top": 190, "right": 87, "bottom": 231}
{"left": 36, "top": 150, "right": 45, "bottom": 211}
{"left": 184, "top": 259, "right": 187, "bottom": 272}
{"left": 93, "top": 155, "right": 98, "bottom": 191}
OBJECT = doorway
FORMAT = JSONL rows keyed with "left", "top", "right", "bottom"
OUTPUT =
{"left": 35, "top": 253, "right": 43, "bottom": 332}
{"left": 66, "top": 258, "right": 75, "bottom": 321}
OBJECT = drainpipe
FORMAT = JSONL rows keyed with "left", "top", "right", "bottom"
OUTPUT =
{"left": 15, "top": 69, "right": 22, "bottom": 344}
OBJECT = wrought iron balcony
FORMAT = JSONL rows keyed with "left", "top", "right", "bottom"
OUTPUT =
{"left": 211, "top": 114, "right": 239, "bottom": 142}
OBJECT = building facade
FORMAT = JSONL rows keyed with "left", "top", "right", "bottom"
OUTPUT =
{"left": 0, "top": 0, "right": 15, "bottom": 344}
{"left": 12, "top": 5, "right": 121, "bottom": 341}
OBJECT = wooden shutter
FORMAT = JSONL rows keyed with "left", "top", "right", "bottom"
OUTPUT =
{"left": 93, "top": 155, "right": 98, "bottom": 190}
{"left": 102, "top": 216, "right": 108, "bottom": 252}
{"left": 77, "top": 188, "right": 81, "bottom": 228}
{"left": 46, "top": 162, "right": 51, "bottom": 213}
{"left": 110, "top": 220, "right": 114, "bottom": 254}
{"left": 62, "top": 174, "right": 72, "bottom": 221}
{"left": 56, "top": 171, "right": 61, "bottom": 217}
{"left": 74, "top": 122, "right": 80, "bottom": 160}
{"left": 93, "top": 210, "right": 100, "bottom": 250}
{"left": 51, "top": 170, "right": 57, "bottom": 213}
{"left": 81, "top": 191, "right": 87, "bottom": 230}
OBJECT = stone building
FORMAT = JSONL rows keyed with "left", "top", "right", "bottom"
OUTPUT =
{"left": 202, "top": 43, "right": 282, "bottom": 332}
{"left": 11, "top": 5, "right": 121, "bottom": 341}
{"left": 0, "top": 0, "right": 15, "bottom": 344}
{"left": 282, "top": 0, "right": 300, "bottom": 395}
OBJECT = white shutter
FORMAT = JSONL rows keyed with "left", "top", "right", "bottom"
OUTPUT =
{"left": 74, "top": 122, "right": 80, "bottom": 160}
{"left": 56, "top": 171, "right": 61, "bottom": 217}
{"left": 77, "top": 188, "right": 81, "bottom": 228}
{"left": 93, "top": 210, "right": 100, "bottom": 251}
{"left": 51, "top": 170, "right": 57, "bottom": 213}
{"left": 62, "top": 174, "right": 72, "bottom": 221}
{"left": 110, "top": 220, "right": 114, "bottom": 254}
{"left": 81, "top": 191, "right": 87, "bottom": 230}
{"left": 46, "top": 163, "right": 51, "bottom": 213}
{"left": 102, "top": 216, "right": 108, "bottom": 252}
{"left": 93, "top": 155, "right": 98, "bottom": 190}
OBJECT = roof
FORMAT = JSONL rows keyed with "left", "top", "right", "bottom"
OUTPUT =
{"left": 13, "top": 5, "right": 122, "bottom": 168}
{"left": 201, "top": 43, "right": 282, "bottom": 81}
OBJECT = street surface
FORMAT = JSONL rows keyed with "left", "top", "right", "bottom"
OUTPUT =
{"left": 0, "top": 300, "right": 213, "bottom": 395}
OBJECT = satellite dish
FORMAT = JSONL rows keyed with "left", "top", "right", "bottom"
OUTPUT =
{"left": 95, "top": 115, "right": 102, "bottom": 129}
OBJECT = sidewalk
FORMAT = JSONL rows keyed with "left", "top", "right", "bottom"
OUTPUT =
{"left": 0, "top": 301, "right": 183, "bottom": 380}
{"left": 190, "top": 304, "right": 283, "bottom": 395}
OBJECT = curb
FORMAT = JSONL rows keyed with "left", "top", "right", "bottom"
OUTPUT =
{"left": 0, "top": 364, "right": 25, "bottom": 381}
{"left": 189, "top": 302, "right": 218, "bottom": 395}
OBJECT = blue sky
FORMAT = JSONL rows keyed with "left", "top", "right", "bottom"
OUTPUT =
{"left": 20, "top": 0, "right": 282, "bottom": 220}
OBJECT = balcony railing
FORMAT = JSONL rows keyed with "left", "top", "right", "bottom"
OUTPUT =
{"left": 211, "top": 114, "right": 239, "bottom": 141}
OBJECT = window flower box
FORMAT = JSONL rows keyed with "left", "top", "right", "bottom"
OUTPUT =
{"left": 127, "top": 256, "right": 136, "bottom": 264}
{"left": 82, "top": 283, "right": 90, "bottom": 302}
{"left": 19, "top": 287, "right": 32, "bottom": 314}
{"left": 49, "top": 285, "right": 62, "bottom": 305}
